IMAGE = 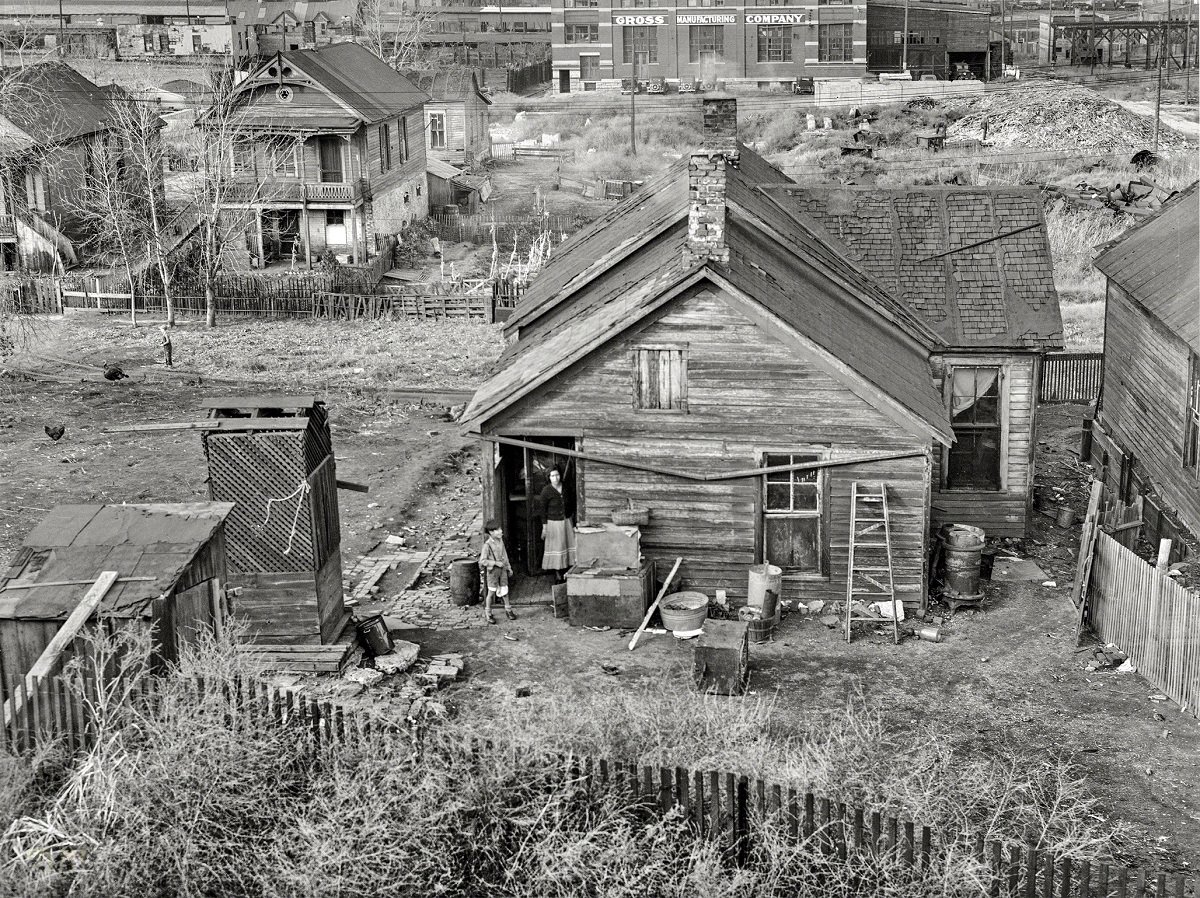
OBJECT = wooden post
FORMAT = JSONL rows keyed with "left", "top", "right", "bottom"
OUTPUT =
{"left": 1155, "top": 539, "right": 1172, "bottom": 572}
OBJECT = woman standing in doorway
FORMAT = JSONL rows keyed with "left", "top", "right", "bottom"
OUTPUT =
{"left": 538, "top": 467, "right": 575, "bottom": 583}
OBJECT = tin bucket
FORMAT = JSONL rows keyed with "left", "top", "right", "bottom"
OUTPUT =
{"left": 748, "top": 564, "right": 783, "bottom": 623}
{"left": 914, "top": 626, "right": 943, "bottom": 643}
{"left": 356, "top": 615, "right": 394, "bottom": 656}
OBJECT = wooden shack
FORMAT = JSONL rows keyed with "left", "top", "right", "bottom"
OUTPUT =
{"left": 463, "top": 100, "right": 955, "bottom": 612}
{"left": 1090, "top": 183, "right": 1199, "bottom": 547}
{"left": 0, "top": 502, "right": 234, "bottom": 689}
{"left": 761, "top": 186, "right": 1064, "bottom": 537}
{"left": 199, "top": 396, "right": 348, "bottom": 646}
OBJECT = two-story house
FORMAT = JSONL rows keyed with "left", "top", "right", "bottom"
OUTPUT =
{"left": 228, "top": 0, "right": 357, "bottom": 59}
{"left": 208, "top": 42, "right": 429, "bottom": 269}
{"left": 406, "top": 69, "right": 493, "bottom": 169}
{"left": 0, "top": 63, "right": 122, "bottom": 274}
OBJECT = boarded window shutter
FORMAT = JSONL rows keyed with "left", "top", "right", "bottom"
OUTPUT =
{"left": 634, "top": 348, "right": 686, "bottom": 410}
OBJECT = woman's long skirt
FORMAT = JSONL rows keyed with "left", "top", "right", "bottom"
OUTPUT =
{"left": 542, "top": 519, "right": 576, "bottom": 571}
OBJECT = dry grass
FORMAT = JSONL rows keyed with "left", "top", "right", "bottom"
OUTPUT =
{"left": 22, "top": 316, "right": 504, "bottom": 391}
{"left": 0, "top": 636, "right": 1128, "bottom": 896}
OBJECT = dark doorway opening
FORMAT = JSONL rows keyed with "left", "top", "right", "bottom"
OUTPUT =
{"left": 559, "top": 69, "right": 571, "bottom": 93}
{"left": 497, "top": 436, "right": 578, "bottom": 576}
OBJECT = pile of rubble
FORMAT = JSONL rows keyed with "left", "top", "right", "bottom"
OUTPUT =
{"left": 341, "top": 640, "right": 468, "bottom": 719}
{"left": 942, "top": 84, "right": 1192, "bottom": 152}
{"left": 1084, "top": 642, "right": 1130, "bottom": 673}
{"left": 1047, "top": 176, "right": 1178, "bottom": 217}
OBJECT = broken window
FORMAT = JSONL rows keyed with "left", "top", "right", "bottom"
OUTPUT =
{"left": 633, "top": 347, "right": 687, "bottom": 411}
{"left": 1185, "top": 351, "right": 1200, "bottom": 472}
{"left": 946, "top": 366, "right": 1002, "bottom": 490}
{"left": 429, "top": 112, "right": 446, "bottom": 150}
{"left": 762, "top": 453, "right": 822, "bottom": 573}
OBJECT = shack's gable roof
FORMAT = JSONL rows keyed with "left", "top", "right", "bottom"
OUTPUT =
{"left": 465, "top": 146, "right": 953, "bottom": 443}
{"left": 0, "top": 503, "right": 233, "bottom": 621}
{"left": 1094, "top": 182, "right": 1199, "bottom": 353}
{"left": 225, "top": 44, "right": 427, "bottom": 131}
{"left": 404, "top": 69, "right": 491, "bottom": 104}
{"left": 0, "top": 63, "right": 113, "bottom": 151}
{"left": 762, "top": 186, "right": 1064, "bottom": 351}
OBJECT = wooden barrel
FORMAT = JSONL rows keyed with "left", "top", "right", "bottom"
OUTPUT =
{"left": 738, "top": 606, "right": 773, "bottom": 643}
{"left": 449, "top": 558, "right": 481, "bottom": 606}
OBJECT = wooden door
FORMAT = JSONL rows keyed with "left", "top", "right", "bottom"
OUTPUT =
{"left": 500, "top": 437, "right": 577, "bottom": 575}
{"left": 318, "top": 137, "right": 343, "bottom": 183}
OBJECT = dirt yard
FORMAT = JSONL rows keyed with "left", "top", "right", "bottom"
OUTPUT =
{"left": 2, "top": 322, "right": 1198, "bottom": 871}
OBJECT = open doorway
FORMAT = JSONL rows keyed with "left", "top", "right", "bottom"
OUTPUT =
{"left": 496, "top": 436, "right": 578, "bottom": 578}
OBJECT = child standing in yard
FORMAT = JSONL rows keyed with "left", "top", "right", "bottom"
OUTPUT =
{"left": 479, "top": 520, "right": 515, "bottom": 624}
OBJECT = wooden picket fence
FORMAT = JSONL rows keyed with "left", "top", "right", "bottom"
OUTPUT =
{"left": 1086, "top": 530, "right": 1200, "bottom": 718}
{"left": 427, "top": 211, "right": 584, "bottom": 245}
{"left": 314, "top": 291, "right": 493, "bottom": 322}
{"left": 1040, "top": 352, "right": 1105, "bottom": 403}
{"left": 0, "top": 667, "right": 1191, "bottom": 894}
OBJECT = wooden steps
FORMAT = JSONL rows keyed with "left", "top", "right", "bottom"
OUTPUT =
{"left": 235, "top": 620, "right": 357, "bottom": 674}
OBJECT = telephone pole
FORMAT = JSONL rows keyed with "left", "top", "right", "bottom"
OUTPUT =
{"left": 902, "top": 0, "right": 910, "bottom": 72}
{"left": 629, "top": 50, "right": 637, "bottom": 156}
{"left": 1153, "top": 0, "right": 1171, "bottom": 150}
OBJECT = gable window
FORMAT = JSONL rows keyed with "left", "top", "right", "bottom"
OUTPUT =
{"left": 633, "top": 347, "right": 687, "bottom": 411}
{"left": 398, "top": 117, "right": 409, "bottom": 163}
{"left": 429, "top": 112, "right": 446, "bottom": 149}
{"left": 762, "top": 453, "right": 823, "bottom": 573}
{"left": 946, "top": 366, "right": 1002, "bottom": 490}
{"left": 379, "top": 122, "right": 392, "bottom": 172}
{"left": 1185, "top": 351, "right": 1200, "bottom": 471}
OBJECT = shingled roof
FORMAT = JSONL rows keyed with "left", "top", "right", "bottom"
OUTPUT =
{"left": 1094, "top": 182, "right": 1199, "bottom": 353}
{"left": 761, "top": 186, "right": 1064, "bottom": 350}
{"left": 0, "top": 63, "right": 113, "bottom": 152}
{"left": 465, "top": 144, "right": 953, "bottom": 443}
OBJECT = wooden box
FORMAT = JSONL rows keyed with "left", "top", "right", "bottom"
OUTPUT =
{"left": 692, "top": 620, "right": 749, "bottom": 695}
{"left": 574, "top": 523, "right": 641, "bottom": 570}
{"left": 566, "top": 561, "right": 653, "bottom": 628}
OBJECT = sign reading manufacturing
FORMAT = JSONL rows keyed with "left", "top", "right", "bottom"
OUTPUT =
{"left": 676, "top": 12, "right": 737, "bottom": 23}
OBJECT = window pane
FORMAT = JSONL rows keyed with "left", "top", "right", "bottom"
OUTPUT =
{"left": 765, "top": 517, "right": 820, "bottom": 571}
{"left": 792, "top": 482, "right": 819, "bottom": 511}
{"left": 947, "top": 430, "right": 1001, "bottom": 490}
{"left": 766, "top": 483, "right": 791, "bottom": 511}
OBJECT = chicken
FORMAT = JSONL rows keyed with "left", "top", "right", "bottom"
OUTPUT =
{"left": 44, "top": 424, "right": 66, "bottom": 441}
{"left": 103, "top": 364, "right": 128, "bottom": 382}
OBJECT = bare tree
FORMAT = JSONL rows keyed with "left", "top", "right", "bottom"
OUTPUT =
{"left": 356, "top": 0, "right": 438, "bottom": 71}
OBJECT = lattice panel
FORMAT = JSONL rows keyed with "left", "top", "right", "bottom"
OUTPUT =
{"left": 206, "top": 433, "right": 315, "bottom": 573}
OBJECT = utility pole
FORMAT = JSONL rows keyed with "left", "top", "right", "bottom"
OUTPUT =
{"left": 1091, "top": 0, "right": 1097, "bottom": 74}
{"left": 999, "top": 0, "right": 1007, "bottom": 74}
{"left": 58, "top": 0, "right": 65, "bottom": 57}
{"left": 1154, "top": 0, "right": 1170, "bottom": 150}
{"left": 629, "top": 44, "right": 637, "bottom": 156}
{"left": 902, "top": 0, "right": 910, "bottom": 72}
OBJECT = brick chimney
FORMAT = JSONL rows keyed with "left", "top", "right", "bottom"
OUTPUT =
{"left": 685, "top": 98, "right": 739, "bottom": 266}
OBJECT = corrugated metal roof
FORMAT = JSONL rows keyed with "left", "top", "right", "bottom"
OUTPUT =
{"left": 0, "top": 503, "right": 233, "bottom": 621}
{"left": 1094, "top": 182, "right": 1199, "bottom": 353}
{"left": 762, "top": 186, "right": 1064, "bottom": 350}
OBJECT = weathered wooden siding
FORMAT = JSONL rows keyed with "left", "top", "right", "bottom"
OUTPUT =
{"left": 1097, "top": 283, "right": 1199, "bottom": 537}
{"left": 485, "top": 285, "right": 933, "bottom": 606}
{"left": 929, "top": 352, "right": 1036, "bottom": 537}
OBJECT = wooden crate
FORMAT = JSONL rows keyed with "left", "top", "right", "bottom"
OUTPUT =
{"left": 693, "top": 620, "right": 749, "bottom": 695}
{"left": 566, "top": 561, "right": 652, "bottom": 628}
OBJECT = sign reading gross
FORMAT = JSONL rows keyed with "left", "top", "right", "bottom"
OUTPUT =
{"left": 611, "top": 12, "right": 808, "bottom": 25}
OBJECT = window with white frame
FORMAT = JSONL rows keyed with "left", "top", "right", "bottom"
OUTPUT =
{"left": 565, "top": 23, "right": 598, "bottom": 42}
{"left": 762, "top": 453, "right": 823, "bottom": 573}
{"left": 757, "top": 25, "right": 792, "bottom": 62}
{"left": 429, "top": 112, "right": 446, "bottom": 149}
{"left": 946, "top": 366, "right": 1002, "bottom": 490}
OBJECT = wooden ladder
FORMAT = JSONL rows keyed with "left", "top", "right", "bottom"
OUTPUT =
{"left": 844, "top": 482, "right": 900, "bottom": 644}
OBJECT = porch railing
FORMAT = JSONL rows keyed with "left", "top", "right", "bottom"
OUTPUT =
{"left": 222, "top": 179, "right": 367, "bottom": 204}
{"left": 0, "top": 214, "right": 15, "bottom": 238}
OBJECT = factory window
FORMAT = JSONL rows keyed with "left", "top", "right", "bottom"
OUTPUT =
{"left": 581, "top": 54, "right": 600, "bottom": 80}
{"left": 633, "top": 347, "right": 687, "bottom": 411}
{"left": 757, "top": 25, "right": 792, "bottom": 62}
{"left": 564, "top": 0, "right": 599, "bottom": 7}
{"left": 946, "top": 366, "right": 1003, "bottom": 490}
{"left": 565, "top": 23, "right": 598, "bottom": 43}
{"left": 762, "top": 453, "right": 824, "bottom": 573}
{"left": 622, "top": 26, "right": 658, "bottom": 64}
{"left": 818, "top": 23, "right": 853, "bottom": 61}
{"left": 689, "top": 25, "right": 724, "bottom": 63}
{"left": 818, "top": 0, "right": 853, "bottom": 5}
{"left": 686, "top": 0, "right": 725, "bottom": 5}
{"left": 429, "top": 112, "right": 446, "bottom": 149}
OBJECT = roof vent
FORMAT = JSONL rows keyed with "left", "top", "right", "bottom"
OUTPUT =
{"left": 267, "top": 65, "right": 278, "bottom": 77}
{"left": 276, "top": 86, "right": 294, "bottom": 103}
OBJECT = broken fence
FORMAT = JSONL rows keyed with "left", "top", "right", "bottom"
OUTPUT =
{"left": 0, "top": 668, "right": 1190, "bottom": 895}
{"left": 1039, "top": 352, "right": 1104, "bottom": 403}
{"left": 1085, "top": 530, "right": 1200, "bottom": 718}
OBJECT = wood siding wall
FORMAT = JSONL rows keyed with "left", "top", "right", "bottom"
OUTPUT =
{"left": 484, "top": 286, "right": 933, "bottom": 606}
{"left": 425, "top": 94, "right": 491, "bottom": 167}
{"left": 929, "top": 353, "right": 1037, "bottom": 537}
{"left": 1097, "top": 282, "right": 1199, "bottom": 537}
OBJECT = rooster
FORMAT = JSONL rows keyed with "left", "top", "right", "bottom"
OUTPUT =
{"left": 103, "top": 364, "right": 128, "bottom": 382}
{"left": 44, "top": 424, "right": 66, "bottom": 441}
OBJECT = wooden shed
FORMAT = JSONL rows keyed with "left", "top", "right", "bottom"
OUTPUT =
{"left": 463, "top": 100, "right": 955, "bottom": 611}
{"left": 0, "top": 502, "right": 234, "bottom": 689}
{"left": 1090, "top": 183, "right": 1199, "bottom": 547}
{"left": 199, "top": 396, "right": 348, "bottom": 646}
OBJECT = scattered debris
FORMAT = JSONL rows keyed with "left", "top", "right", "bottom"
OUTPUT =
{"left": 1117, "top": 659, "right": 1137, "bottom": 674}
{"left": 345, "top": 667, "right": 384, "bottom": 688}
{"left": 374, "top": 640, "right": 421, "bottom": 675}
{"left": 599, "top": 663, "right": 621, "bottom": 676}
{"left": 1047, "top": 177, "right": 1178, "bottom": 218}
{"left": 515, "top": 684, "right": 532, "bottom": 698}
{"left": 819, "top": 615, "right": 840, "bottom": 629}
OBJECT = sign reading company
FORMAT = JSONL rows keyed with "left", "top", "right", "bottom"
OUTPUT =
{"left": 677, "top": 12, "right": 737, "bottom": 23}
{"left": 745, "top": 12, "right": 807, "bottom": 23}
{"left": 613, "top": 13, "right": 667, "bottom": 24}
